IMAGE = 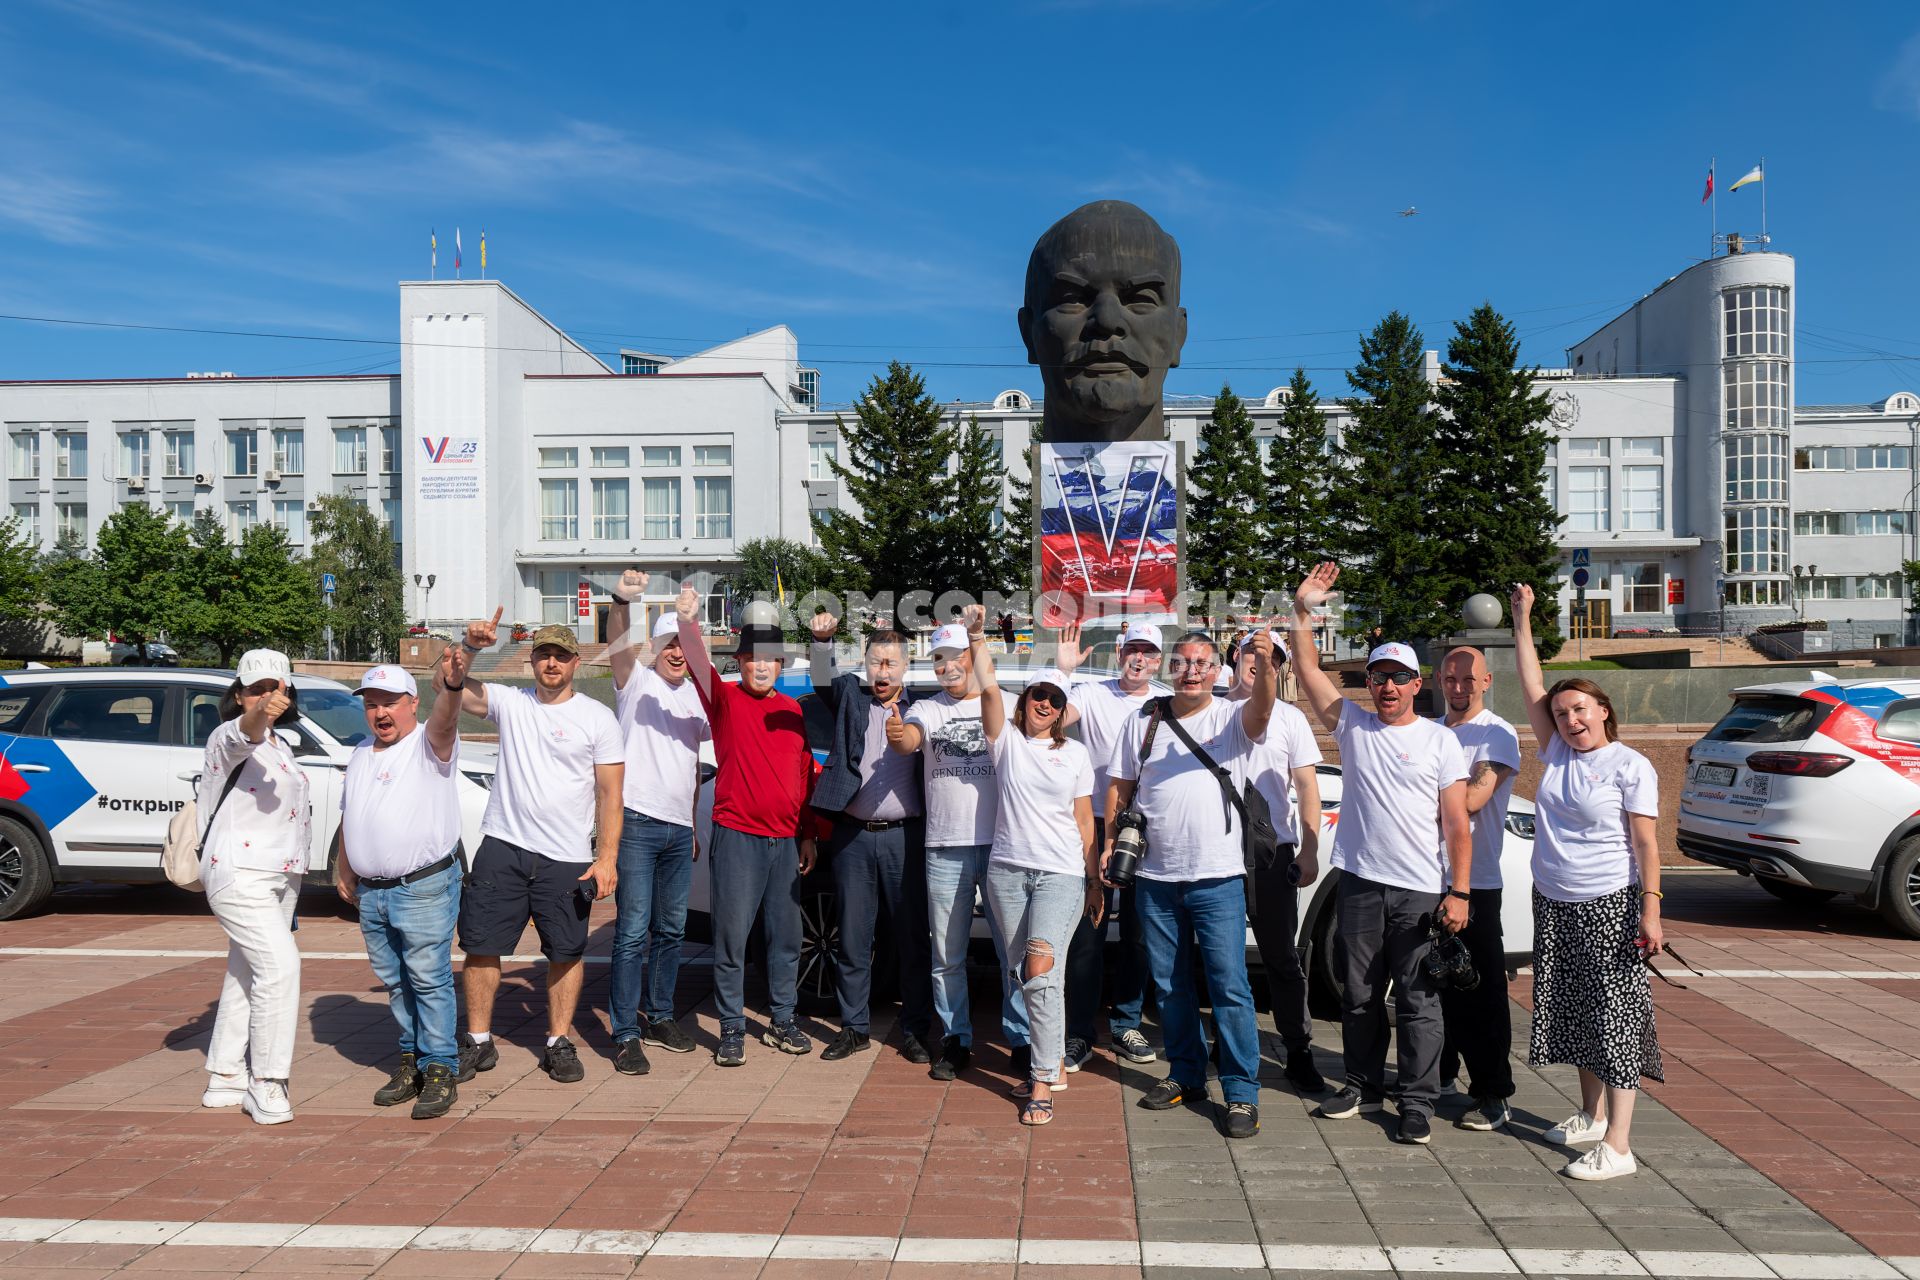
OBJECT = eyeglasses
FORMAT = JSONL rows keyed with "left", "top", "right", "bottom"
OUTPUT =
{"left": 1366, "top": 669, "right": 1418, "bottom": 687}
{"left": 1166, "top": 658, "right": 1219, "bottom": 672}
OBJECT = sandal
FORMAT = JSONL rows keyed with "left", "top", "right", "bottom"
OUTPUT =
{"left": 1011, "top": 1079, "right": 1032, "bottom": 1098}
{"left": 1020, "top": 1097, "right": 1054, "bottom": 1126}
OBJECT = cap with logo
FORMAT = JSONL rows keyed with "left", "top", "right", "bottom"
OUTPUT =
{"left": 235, "top": 649, "right": 292, "bottom": 686}
{"left": 652, "top": 612, "right": 682, "bottom": 640}
{"left": 1119, "top": 621, "right": 1164, "bottom": 651}
{"left": 529, "top": 624, "right": 580, "bottom": 655}
{"left": 354, "top": 665, "right": 419, "bottom": 698}
{"left": 930, "top": 623, "right": 972, "bottom": 655}
{"left": 1366, "top": 641, "right": 1420, "bottom": 673}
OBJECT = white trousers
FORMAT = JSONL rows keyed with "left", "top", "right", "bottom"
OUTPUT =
{"left": 206, "top": 869, "right": 302, "bottom": 1081}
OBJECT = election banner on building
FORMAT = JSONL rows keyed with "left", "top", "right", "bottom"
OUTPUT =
{"left": 1033, "top": 439, "right": 1183, "bottom": 628}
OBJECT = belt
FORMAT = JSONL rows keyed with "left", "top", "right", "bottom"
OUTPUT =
{"left": 841, "top": 816, "right": 907, "bottom": 832}
{"left": 357, "top": 851, "right": 457, "bottom": 891}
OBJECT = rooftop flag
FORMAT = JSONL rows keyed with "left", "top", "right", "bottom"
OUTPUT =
{"left": 430, "top": 228, "right": 437, "bottom": 276}
{"left": 1729, "top": 164, "right": 1763, "bottom": 192}
{"left": 1700, "top": 164, "right": 1713, "bottom": 203}
{"left": 455, "top": 227, "right": 463, "bottom": 277}
{"left": 480, "top": 229, "right": 487, "bottom": 277}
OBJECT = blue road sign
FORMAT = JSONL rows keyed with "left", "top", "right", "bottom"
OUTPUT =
{"left": 1570, "top": 548, "right": 1592, "bottom": 568}
{"left": 1572, "top": 567, "right": 1592, "bottom": 588}
{"left": 321, "top": 572, "right": 337, "bottom": 595}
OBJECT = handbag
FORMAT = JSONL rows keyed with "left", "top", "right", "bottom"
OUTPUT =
{"left": 1157, "top": 698, "right": 1284, "bottom": 880}
{"left": 161, "top": 766, "right": 246, "bottom": 893}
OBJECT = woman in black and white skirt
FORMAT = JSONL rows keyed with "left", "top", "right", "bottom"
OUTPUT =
{"left": 1511, "top": 584, "right": 1664, "bottom": 1181}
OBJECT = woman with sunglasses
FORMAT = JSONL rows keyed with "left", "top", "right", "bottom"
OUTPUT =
{"left": 970, "top": 626, "right": 1098, "bottom": 1125}
{"left": 1511, "top": 584, "right": 1663, "bottom": 1181}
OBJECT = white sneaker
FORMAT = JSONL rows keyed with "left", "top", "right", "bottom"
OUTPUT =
{"left": 1545, "top": 1110, "right": 1609, "bottom": 1146}
{"left": 1563, "top": 1142, "right": 1637, "bottom": 1181}
{"left": 202, "top": 1071, "right": 249, "bottom": 1108}
{"left": 241, "top": 1079, "right": 294, "bottom": 1126}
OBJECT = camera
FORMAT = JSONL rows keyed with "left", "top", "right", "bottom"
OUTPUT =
{"left": 1107, "top": 811, "right": 1148, "bottom": 887}
{"left": 1423, "top": 925, "right": 1479, "bottom": 992}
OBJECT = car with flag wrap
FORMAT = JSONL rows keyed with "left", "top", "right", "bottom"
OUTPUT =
{"left": 1679, "top": 675, "right": 1920, "bottom": 937}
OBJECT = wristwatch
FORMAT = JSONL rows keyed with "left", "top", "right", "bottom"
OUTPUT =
{"left": 1446, "top": 889, "right": 1470, "bottom": 902}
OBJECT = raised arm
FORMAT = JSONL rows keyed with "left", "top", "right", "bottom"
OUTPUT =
{"left": 457, "top": 609, "right": 502, "bottom": 718}
{"left": 608, "top": 569, "right": 649, "bottom": 689}
{"left": 1237, "top": 622, "right": 1278, "bottom": 742}
{"left": 971, "top": 617, "right": 1005, "bottom": 742}
{"left": 807, "top": 610, "right": 841, "bottom": 706}
{"left": 674, "top": 584, "right": 715, "bottom": 699}
{"left": 1045, "top": 621, "right": 1093, "bottom": 729}
{"left": 1510, "top": 583, "right": 1556, "bottom": 751}
{"left": 1290, "top": 562, "right": 1346, "bottom": 733}
{"left": 425, "top": 641, "right": 467, "bottom": 764}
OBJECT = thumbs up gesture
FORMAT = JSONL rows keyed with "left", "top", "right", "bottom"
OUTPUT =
{"left": 613, "top": 569, "right": 648, "bottom": 604}
{"left": 260, "top": 681, "right": 291, "bottom": 723}
{"left": 466, "top": 607, "right": 503, "bottom": 651}
{"left": 885, "top": 698, "right": 907, "bottom": 746}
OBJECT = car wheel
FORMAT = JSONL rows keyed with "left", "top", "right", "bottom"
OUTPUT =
{"left": 0, "top": 816, "right": 55, "bottom": 921}
{"left": 1877, "top": 837, "right": 1920, "bottom": 939}
{"left": 795, "top": 877, "right": 840, "bottom": 1017}
{"left": 1755, "top": 877, "right": 1838, "bottom": 907}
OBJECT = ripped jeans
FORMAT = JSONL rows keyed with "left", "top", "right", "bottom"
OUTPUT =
{"left": 983, "top": 862, "right": 1086, "bottom": 1084}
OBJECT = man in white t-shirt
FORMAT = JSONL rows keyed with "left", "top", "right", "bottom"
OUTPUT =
{"left": 336, "top": 652, "right": 469, "bottom": 1121}
{"left": 1436, "top": 646, "right": 1522, "bottom": 1132}
{"left": 1108, "top": 626, "right": 1278, "bottom": 1141}
{"left": 1290, "top": 564, "right": 1471, "bottom": 1147}
{"left": 604, "top": 570, "right": 711, "bottom": 1076}
{"left": 1031, "top": 619, "right": 1170, "bottom": 1071}
{"left": 889, "top": 612, "right": 1028, "bottom": 1082}
{"left": 450, "top": 613, "right": 625, "bottom": 1086}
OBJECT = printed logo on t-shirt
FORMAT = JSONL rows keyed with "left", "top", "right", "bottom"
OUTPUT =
{"left": 931, "top": 718, "right": 988, "bottom": 761}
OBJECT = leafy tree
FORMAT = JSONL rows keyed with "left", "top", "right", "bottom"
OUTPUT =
{"left": 39, "top": 531, "right": 101, "bottom": 648}
{"left": 228, "top": 525, "right": 321, "bottom": 657}
{"left": 734, "top": 536, "right": 831, "bottom": 638}
{"left": 1186, "top": 384, "right": 1267, "bottom": 598}
{"left": 310, "top": 495, "right": 404, "bottom": 661}
{"left": 50, "top": 503, "right": 190, "bottom": 650}
{"left": 1328, "top": 311, "right": 1455, "bottom": 643}
{"left": 940, "top": 417, "right": 1018, "bottom": 596}
{"left": 0, "top": 515, "right": 41, "bottom": 626}
{"left": 1264, "top": 368, "right": 1337, "bottom": 593}
{"left": 1434, "top": 303, "right": 1565, "bottom": 658}
{"left": 174, "top": 512, "right": 243, "bottom": 665}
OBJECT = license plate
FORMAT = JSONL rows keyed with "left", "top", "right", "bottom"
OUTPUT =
{"left": 1693, "top": 763, "right": 1736, "bottom": 786}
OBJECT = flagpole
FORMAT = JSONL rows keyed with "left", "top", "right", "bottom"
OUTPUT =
{"left": 1710, "top": 156, "right": 1717, "bottom": 258}
{"left": 1760, "top": 157, "right": 1768, "bottom": 246}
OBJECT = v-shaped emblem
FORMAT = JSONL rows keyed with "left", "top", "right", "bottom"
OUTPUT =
{"left": 1049, "top": 447, "right": 1170, "bottom": 599}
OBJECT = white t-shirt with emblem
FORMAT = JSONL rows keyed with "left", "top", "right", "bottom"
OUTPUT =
{"left": 1330, "top": 701, "right": 1470, "bottom": 894}
{"left": 480, "top": 684, "right": 624, "bottom": 862}
{"left": 341, "top": 725, "right": 460, "bottom": 880}
{"left": 905, "top": 691, "right": 1017, "bottom": 848}
{"left": 1442, "top": 707, "right": 1522, "bottom": 889}
{"left": 1030, "top": 667, "right": 1171, "bottom": 806}
{"left": 988, "top": 731, "right": 1095, "bottom": 876}
{"left": 1113, "top": 696, "right": 1266, "bottom": 883}
{"left": 614, "top": 664, "right": 709, "bottom": 827}
{"left": 1532, "top": 735, "right": 1659, "bottom": 902}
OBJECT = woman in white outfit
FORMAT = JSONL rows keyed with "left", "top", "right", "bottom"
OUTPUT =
{"left": 199, "top": 649, "right": 313, "bottom": 1126}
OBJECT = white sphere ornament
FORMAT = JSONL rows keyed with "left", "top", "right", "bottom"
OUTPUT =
{"left": 743, "top": 598, "right": 781, "bottom": 627}
{"left": 1463, "top": 593, "right": 1502, "bottom": 630}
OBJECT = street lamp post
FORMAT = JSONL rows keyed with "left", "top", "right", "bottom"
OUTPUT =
{"left": 412, "top": 572, "right": 436, "bottom": 626}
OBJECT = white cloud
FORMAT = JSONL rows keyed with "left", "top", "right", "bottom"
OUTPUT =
{"left": 0, "top": 170, "right": 104, "bottom": 244}
{"left": 1876, "top": 31, "right": 1920, "bottom": 119}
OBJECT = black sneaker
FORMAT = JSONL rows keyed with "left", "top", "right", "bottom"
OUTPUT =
{"left": 929, "top": 1036, "right": 969, "bottom": 1081}
{"left": 1318, "top": 1086, "right": 1385, "bottom": 1120}
{"left": 410, "top": 1064, "right": 456, "bottom": 1120}
{"left": 821, "top": 1029, "right": 871, "bottom": 1062}
{"left": 1010, "top": 1044, "right": 1031, "bottom": 1079}
{"left": 1224, "top": 1102, "right": 1260, "bottom": 1139}
{"left": 1114, "top": 1029, "right": 1158, "bottom": 1063}
{"left": 1395, "top": 1110, "right": 1433, "bottom": 1145}
{"left": 1458, "top": 1097, "right": 1512, "bottom": 1132}
{"left": 541, "top": 1037, "right": 585, "bottom": 1084}
{"left": 1063, "top": 1037, "right": 1093, "bottom": 1073}
{"left": 899, "top": 1032, "right": 932, "bottom": 1065}
{"left": 644, "top": 1017, "right": 697, "bottom": 1055}
{"left": 374, "top": 1052, "right": 421, "bottom": 1107}
{"left": 614, "top": 1037, "right": 652, "bottom": 1076}
{"left": 763, "top": 1022, "right": 813, "bottom": 1055}
{"left": 715, "top": 1029, "right": 746, "bottom": 1067}
{"left": 1140, "top": 1078, "right": 1188, "bottom": 1110}
{"left": 1284, "top": 1047, "right": 1327, "bottom": 1093}
{"left": 457, "top": 1032, "right": 497, "bottom": 1083}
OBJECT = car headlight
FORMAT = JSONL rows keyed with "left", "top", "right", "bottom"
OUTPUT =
{"left": 1505, "top": 811, "right": 1535, "bottom": 841}
{"left": 461, "top": 770, "right": 493, "bottom": 792}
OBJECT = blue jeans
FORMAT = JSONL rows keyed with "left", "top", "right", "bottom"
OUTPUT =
{"left": 984, "top": 864, "right": 1084, "bottom": 1083}
{"left": 925, "top": 843, "right": 1028, "bottom": 1049}
{"left": 1137, "top": 875, "right": 1261, "bottom": 1105}
{"left": 357, "top": 860, "right": 462, "bottom": 1073}
{"left": 709, "top": 824, "right": 802, "bottom": 1035}
{"left": 831, "top": 818, "right": 932, "bottom": 1038}
{"left": 610, "top": 811, "right": 695, "bottom": 1042}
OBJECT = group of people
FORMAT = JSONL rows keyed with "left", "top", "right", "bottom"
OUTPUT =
{"left": 190, "top": 563, "right": 1665, "bottom": 1177}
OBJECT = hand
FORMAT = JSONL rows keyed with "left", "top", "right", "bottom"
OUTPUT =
{"left": 885, "top": 699, "right": 906, "bottom": 746}
{"left": 1099, "top": 842, "right": 1118, "bottom": 888}
{"left": 1510, "top": 582, "right": 1535, "bottom": 623}
{"left": 1295, "top": 562, "right": 1340, "bottom": 615}
{"left": 962, "top": 603, "right": 986, "bottom": 636}
{"left": 260, "top": 682, "right": 291, "bottom": 723}
{"left": 466, "top": 607, "right": 503, "bottom": 650}
{"left": 691, "top": 832, "right": 700, "bottom": 864}
{"left": 442, "top": 642, "right": 471, "bottom": 689}
{"left": 1085, "top": 885, "right": 1106, "bottom": 927}
{"left": 579, "top": 858, "right": 618, "bottom": 900}
{"left": 797, "top": 835, "right": 817, "bottom": 875}
{"left": 675, "top": 584, "right": 701, "bottom": 622}
{"left": 810, "top": 610, "right": 839, "bottom": 643}
{"left": 1437, "top": 894, "right": 1469, "bottom": 934}
{"left": 1292, "top": 847, "right": 1319, "bottom": 888}
{"left": 1055, "top": 621, "right": 1092, "bottom": 675}
{"left": 612, "top": 568, "right": 648, "bottom": 604}
{"left": 1247, "top": 623, "right": 1275, "bottom": 666}
{"left": 1639, "top": 898, "right": 1663, "bottom": 956}
{"left": 334, "top": 861, "right": 357, "bottom": 906}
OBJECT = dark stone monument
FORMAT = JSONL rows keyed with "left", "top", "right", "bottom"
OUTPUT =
{"left": 1018, "top": 200, "right": 1187, "bottom": 444}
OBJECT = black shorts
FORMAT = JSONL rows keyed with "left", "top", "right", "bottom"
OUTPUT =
{"left": 457, "top": 836, "right": 592, "bottom": 962}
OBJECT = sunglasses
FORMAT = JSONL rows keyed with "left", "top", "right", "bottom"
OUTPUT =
{"left": 1366, "top": 669, "right": 1418, "bottom": 687}
{"left": 1026, "top": 685, "right": 1068, "bottom": 711}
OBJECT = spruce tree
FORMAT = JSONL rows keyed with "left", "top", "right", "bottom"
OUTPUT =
{"left": 1264, "top": 368, "right": 1336, "bottom": 593}
{"left": 1186, "top": 384, "right": 1267, "bottom": 599}
{"left": 1003, "top": 442, "right": 1037, "bottom": 593}
{"left": 942, "top": 417, "right": 1015, "bottom": 595}
{"left": 1329, "top": 312, "right": 1454, "bottom": 643}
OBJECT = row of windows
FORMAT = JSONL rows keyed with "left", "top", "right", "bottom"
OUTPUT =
{"left": 1723, "top": 287, "right": 1790, "bottom": 359}
{"left": 1725, "top": 506, "right": 1788, "bottom": 575}
{"left": 1562, "top": 437, "right": 1665, "bottom": 461}
{"left": 9, "top": 425, "right": 397, "bottom": 480}
{"left": 536, "top": 444, "right": 732, "bottom": 470}
{"left": 1560, "top": 464, "right": 1665, "bottom": 533}
{"left": 1796, "top": 510, "right": 1910, "bottom": 537}
{"left": 1724, "top": 433, "right": 1789, "bottom": 503}
{"left": 1801, "top": 574, "right": 1905, "bottom": 601}
{"left": 538, "top": 476, "right": 733, "bottom": 542}
{"left": 1723, "top": 360, "right": 1790, "bottom": 434}
{"left": 1723, "top": 579, "right": 1787, "bottom": 606}
{"left": 1796, "top": 445, "right": 1912, "bottom": 471}
{"left": 10, "top": 498, "right": 398, "bottom": 546}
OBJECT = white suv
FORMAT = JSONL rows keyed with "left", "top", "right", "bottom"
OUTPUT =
{"left": 0, "top": 668, "right": 496, "bottom": 920}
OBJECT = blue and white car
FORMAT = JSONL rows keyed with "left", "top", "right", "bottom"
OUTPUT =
{"left": 0, "top": 668, "right": 496, "bottom": 920}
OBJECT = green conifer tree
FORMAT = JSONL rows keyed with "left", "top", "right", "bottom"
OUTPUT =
{"left": 1264, "top": 368, "right": 1337, "bottom": 594}
{"left": 1186, "top": 384, "right": 1267, "bottom": 598}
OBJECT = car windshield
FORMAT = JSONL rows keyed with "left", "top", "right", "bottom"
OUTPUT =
{"left": 301, "top": 686, "right": 369, "bottom": 747}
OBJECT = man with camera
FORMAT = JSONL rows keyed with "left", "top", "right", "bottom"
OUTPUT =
{"left": 1289, "top": 564, "right": 1472, "bottom": 1146}
{"left": 1106, "top": 625, "right": 1278, "bottom": 1140}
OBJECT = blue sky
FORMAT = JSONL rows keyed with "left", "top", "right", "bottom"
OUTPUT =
{"left": 3, "top": 1, "right": 1918, "bottom": 409}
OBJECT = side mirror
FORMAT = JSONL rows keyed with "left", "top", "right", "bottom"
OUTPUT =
{"left": 275, "top": 727, "right": 301, "bottom": 750}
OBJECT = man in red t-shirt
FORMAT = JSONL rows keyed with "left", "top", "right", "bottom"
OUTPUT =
{"left": 676, "top": 586, "right": 817, "bottom": 1066}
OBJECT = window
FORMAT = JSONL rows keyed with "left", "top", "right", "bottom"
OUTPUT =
{"left": 1723, "top": 286, "right": 1790, "bottom": 359}
{"left": 41, "top": 686, "right": 163, "bottom": 745}
{"left": 811, "top": 507, "right": 835, "bottom": 547}
{"left": 1566, "top": 438, "right": 1609, "bottom": 460}
{"left": 1858, "top": 574, "right": 1905, "bottom": 600}
{"left": 641, "top": 446, "right": 680, "bottom": 469}
{"left": 119, "top": 431, "right": 149, "bottom": 480}
{"left": 11, "top": 503, "right": 38, "bottom": 543}
{"left": 334, "top": 426, "right": 367, "bottom": 473}
{"left": 1539, "top": 467, "right": 1556, "bottom": 504}
{"left": 1622, "top": 437, "right": 1664, "bottom": 460}
{"left": 225, "top": 430, "right": 256, "bottom": 477}
{"left": 797, "top": 368, "right": 820, "bottom": 408}
{"left": 379, "top": 426, "right": 399, "bottom": 474}
{"left": 1723, "top": 361, "right": 1789, "bottom": 433}
{"left": 1805, "top": 576, "right": 1849, "bottom": 600}
{"left": 809, "top": 441, "right": 838, "bottom": 481}
{"left": 1567, "top": 466, "right": 1609, "bottom": 532}
{"left": 1622, "top": 464, "right": 1664, "bottom": 531}
{"left": 642, "top": 477, "right": 680, "bottom": 538}
{"left": 10, "top": 433, "right": 39, "bottom": 479}
{"left": 621, "top": 354, "right": 662, "bottom": 375}
{"left": 694, "top": 445, "right": 731, "bottom": 467}
{"left": 1795, "top": 446, "right": 1848, "bottom": 470}
{"left": 166, "top": 500, "right": 195, "bottom": 525}
{"left": 164, "top": 431, "right": 194, "bottom": 478}
{"left": 55, "top": 502, "right": 86, "bottom": 542}
{"left": 227, "top": 501, "right": 256, "bottom": 538}
{"left": 382, "top": 498, "right": 400, "bottom": 540}
{"left": 538, "top": 446, "right": 578, "bottom": 469}
{"left": 1855, "top": 445, "right": 1910, "bottom": 470}
{"left": 591, "top": 478, "right": 629, "bottom": 539}
{"left": 591, "top": 446, "right": 627, "bottom": 469}
{"left": 1722, "top": 580, "right": 1786, "bottom": 606}
{"left": 1626, "top": 563, "right": 1665, "bottom": 613}
{"left": 1853, "top": 511, "right": 1908, "bottom": 537}
{"left": 1723, "top": 434, "right": 1788, "bottom": 502}
{"left": 1724, "top": 507, "right": 1787, "bottom": 575}
{"left": 272, "top": 428, "right": 304, "bottom": 475}
{"left": 539, "top": 479, "right": 578, "bottom": 540}
{"left": 54, "top": 432, "right": 86, "bottom": 479}
{"left": 695, "top": 476, "right": 732, "bottom": 538}
{"left": 539, "top": 569, "right": 573, "bottom": 624}
{"left": 273, "top": 499, "right": 306, "bottom": 544}
{"left": 1795, "top": 511, "right": 1848, "bottom": 536}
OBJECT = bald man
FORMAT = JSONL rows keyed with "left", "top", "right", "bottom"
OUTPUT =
{"left": 1436, "top": 647, "right": 1521, "bottom": 1133}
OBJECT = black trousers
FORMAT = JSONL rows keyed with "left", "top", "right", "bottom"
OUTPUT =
{"left": 1438, "top": 886, "right": 1515, "bottom": 1099}
{"left": 1065, "top": 817, "right": 1150, "bottom": 1043}
{"left": 1245, "top": 842, "right": 1311, "bottom": 1051}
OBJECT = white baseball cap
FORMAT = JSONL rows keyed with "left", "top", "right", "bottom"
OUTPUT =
{"left": 652, "top": 612, "right": 682, "bottom": 640}
{"left": 1366, "top": 641, "right": 1421, "bottom": 673}
{"left": 354, "top": 665, "right": 418, "bottom": 698}
{"left": 235, "top": 649, "right": 291, "bottom": 687}
{"left": 930, "top": 623, "right": 972, "bottom": 655}
{"left": 1119, "top": 621, "right": 1164, "bottom": 651}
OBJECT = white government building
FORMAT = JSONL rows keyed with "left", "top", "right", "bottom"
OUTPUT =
{"left": 4, "top": 249, "right": 1916, "bottom": 650}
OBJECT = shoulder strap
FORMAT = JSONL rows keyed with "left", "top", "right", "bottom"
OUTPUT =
{"left": 1160, "top": 703, "right": 1249, "bottom": 834}
{"left": 197, "top": 763, "right": 249, "bottom": 853}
